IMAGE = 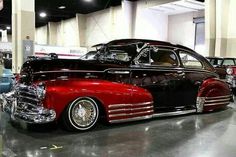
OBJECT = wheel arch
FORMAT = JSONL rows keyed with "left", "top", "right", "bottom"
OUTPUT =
{"left": 197, "top": 77, "right": 231, "bottom": 112}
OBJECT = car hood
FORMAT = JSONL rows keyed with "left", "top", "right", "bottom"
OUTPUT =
{"left": 21, "top": 59, "right": 129, "bottom": 74}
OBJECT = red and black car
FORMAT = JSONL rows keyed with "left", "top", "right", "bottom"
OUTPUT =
{"left": 0, "top": 39, "right": 232, "bottom": 131}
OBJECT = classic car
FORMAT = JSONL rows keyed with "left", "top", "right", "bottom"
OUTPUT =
{"left": 0, "top": 39, "right": 231, "bottom": 131}
{"left": 206, "top": 57, "right": 236, "bottom": 79}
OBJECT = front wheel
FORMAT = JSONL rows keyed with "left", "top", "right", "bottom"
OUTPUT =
{"left": 62, "top": 97, "right": 99, "bottom": 131}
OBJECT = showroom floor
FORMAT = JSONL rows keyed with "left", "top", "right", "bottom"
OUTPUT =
{"left": 1, "top": 103, "right": 236, "bottom": 157}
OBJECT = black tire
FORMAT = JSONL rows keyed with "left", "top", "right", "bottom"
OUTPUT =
{"left": 61, "top": 97, "right": 99, "bottom": 131}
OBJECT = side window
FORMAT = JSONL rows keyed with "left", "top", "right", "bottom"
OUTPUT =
{"left": 150, "top": 49, "right": 178, "bottom": 66}
{"left": 136, "top": 47, "right": 178, "bottom": 67}
{"left": 179, "top": 51, "right": 203, "bottom": 69}
{"left": 222, "top": 59, "right": 235, "bottom": 66}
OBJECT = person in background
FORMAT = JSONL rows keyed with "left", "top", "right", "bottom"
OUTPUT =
{"left": 0, "top": 0, "right": 3, "bottom": 11}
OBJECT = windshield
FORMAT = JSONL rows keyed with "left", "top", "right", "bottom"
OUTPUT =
{"left": 207, "top": 58, "right": 223, "bottom": 66}
{"left": 82, "top": 44, "right": 137, "bottom": 62}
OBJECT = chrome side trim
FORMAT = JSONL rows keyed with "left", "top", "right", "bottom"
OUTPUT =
{"left": 109, "top": 115, "right": 152, "bottom": 123}
{"left": 108, "top": 106, "right": 153, "bottom": 113}
{"left": 153, "top": 109, "right": 196, "bottom": 118}
{"left": 109, "top": 110, "right": 154, "bottom": 118}
{"left": 109, "top": 109, "right": 197, "bottom": 123}
{"left": 34, "top": 70, "right": 104, "bottom": 74}
{"left": 204, "top": 101, "right": 230, "bottom": 106}
{"left": 205, "top": 95, "right": 231, "bottom": 100}
{"left": 205, "top": 98, "right": 231, "bottom": 103}
{"left": 108, "top": 101, "right": 153, "bottom": 109}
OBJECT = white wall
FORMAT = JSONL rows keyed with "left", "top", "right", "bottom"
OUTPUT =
{"left": 35, "top": 25, "right": 48, "bottom": 45}
{"left": 85, "top": 9, "right": 113, "bottom": 47}
{"left": 135, "top": 9, "right": 168, "bottom": 41}
{"left": 61, "top": 18, "right": 79, "bottom": 47}
{"left": 85, "top": 7, "right": 128, "bottom": 47}
{"left": 168, "top": 11, "right": 205, "bottom": 55}
{"left": 34, "top": 2, "right": 202, "bottom": 52}
{"left": 85, "top": 6, "right": 168, "bottom": 47}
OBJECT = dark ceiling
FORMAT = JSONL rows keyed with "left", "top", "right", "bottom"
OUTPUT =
{"left": 0, "top": 0, "right": 204, "bottom": 31}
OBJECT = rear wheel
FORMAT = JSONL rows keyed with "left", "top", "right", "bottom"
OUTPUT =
{"left": 62, "top": 97, "right": 99, "bottom": 131}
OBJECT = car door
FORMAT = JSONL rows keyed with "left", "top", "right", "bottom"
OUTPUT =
{"left": 177, "top": 50, "right": 216, "bottom": 106}
{"left": 130, "top": 46, "right": 189, "bottom": 112}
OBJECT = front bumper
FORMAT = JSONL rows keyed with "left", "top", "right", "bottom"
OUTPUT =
{"left": 0, "top": 84, "right": 56, "bottom": 124}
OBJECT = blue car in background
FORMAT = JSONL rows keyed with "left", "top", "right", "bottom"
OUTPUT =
{"left": 0, "top": 68, "right": 14, "bottom": 94}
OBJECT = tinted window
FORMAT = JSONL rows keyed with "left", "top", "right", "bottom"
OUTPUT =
{"left": 136, "top": 47, "right": 178, "bottom": 66}
{"left": 208, "top": 58, "right": 223, "bottom": 66}
{"left": 222, "top": 59, "right": 235, "bottom": 66}
{"left": 150, "top": 49, "right": 178, "bottom": 66}
{"left": 179, "top": 51, "right": 203, "bottom": 69}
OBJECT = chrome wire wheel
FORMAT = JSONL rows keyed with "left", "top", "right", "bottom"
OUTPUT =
{"left": 68, "top": 97, "right": 99, "bottom": 131}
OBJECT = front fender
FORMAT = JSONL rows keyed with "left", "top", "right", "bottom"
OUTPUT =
{"left": 43, "top": 79, "right": 153, "bottom": 120}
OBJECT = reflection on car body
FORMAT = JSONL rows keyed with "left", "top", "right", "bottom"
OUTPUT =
{"left": 0, "top": 39, "right": 232, "bottom": 131}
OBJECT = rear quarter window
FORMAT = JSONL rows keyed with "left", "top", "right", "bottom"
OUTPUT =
{"left": 179, "top": 51, "right": 203, "bottom": 69}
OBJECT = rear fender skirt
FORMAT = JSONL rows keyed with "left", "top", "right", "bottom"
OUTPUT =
{"left": 197, "top": 78, "right": 231, "bottom": 112}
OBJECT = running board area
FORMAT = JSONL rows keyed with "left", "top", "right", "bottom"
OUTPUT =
{"left": 153, "top": 109, "right": 196, "bottom": 118}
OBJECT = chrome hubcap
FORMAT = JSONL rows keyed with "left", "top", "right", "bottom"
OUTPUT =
{"left": 71, "top": 100, "right": 97, "bottom": 127}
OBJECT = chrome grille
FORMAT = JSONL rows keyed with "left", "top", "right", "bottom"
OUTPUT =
{"left": 15, "top": 84, "right": 42, "bottom": 112}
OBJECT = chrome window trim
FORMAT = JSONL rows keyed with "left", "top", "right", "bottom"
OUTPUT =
{"left": 134, "top": 46, "right": 180, "bottom": 68}
{"left": 178, "top": 50, "right": 204, "bottom": 70}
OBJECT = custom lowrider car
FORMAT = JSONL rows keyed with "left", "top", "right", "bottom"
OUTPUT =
{"left": 207, "top": 57, "right": 236, "bottom": 79}
{"left": 0, "top": 39, "right": 232, "bottom": 131}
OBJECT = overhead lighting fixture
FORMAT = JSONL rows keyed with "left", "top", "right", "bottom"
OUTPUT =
{"left": 58, "top": 6, "right": 66, "bottom": 9}
{"left": 6, "top": 26, "right": 11, "bottom": 30}
{"left": 39, "top": 12, "right": 47, "bottom": 18}
{"left": 84, "top": 0, "right": 92, "bottom": 2}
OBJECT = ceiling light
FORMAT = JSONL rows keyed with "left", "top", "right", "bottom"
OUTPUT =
{"left": 84, "top": 0, "right": 92, "bottom": 2}
{"left": 58, "top": 6, "right": 66, "bottom": 9}
{"left": 39, "top": 12, "right": 47, "bottom": 18}
{"left": 6, "top": 26, "right": 11, "bottom": 30}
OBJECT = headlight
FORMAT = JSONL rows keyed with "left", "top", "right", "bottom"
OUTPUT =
{"left": 36, "top": 82, "right": 46, "bottom": 100}
{"left": 226, "top": 67, "right": 233, "bottom": 75}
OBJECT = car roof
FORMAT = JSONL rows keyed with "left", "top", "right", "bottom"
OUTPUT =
{"left": 207, "top": 56, "right": 236, "bottom": 59}
{"left": 92, "top": 39, "right": 194, "bottom": 52}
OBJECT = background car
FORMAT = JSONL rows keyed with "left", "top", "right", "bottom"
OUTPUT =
{"left": 225, "top": 66, "right": 236, "bottom": 94}
{"left": 207, "top": 57, "right": 236, "bottom": 79}
{"left": 0, "top": 68, "right": 14, "bottom": 94}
